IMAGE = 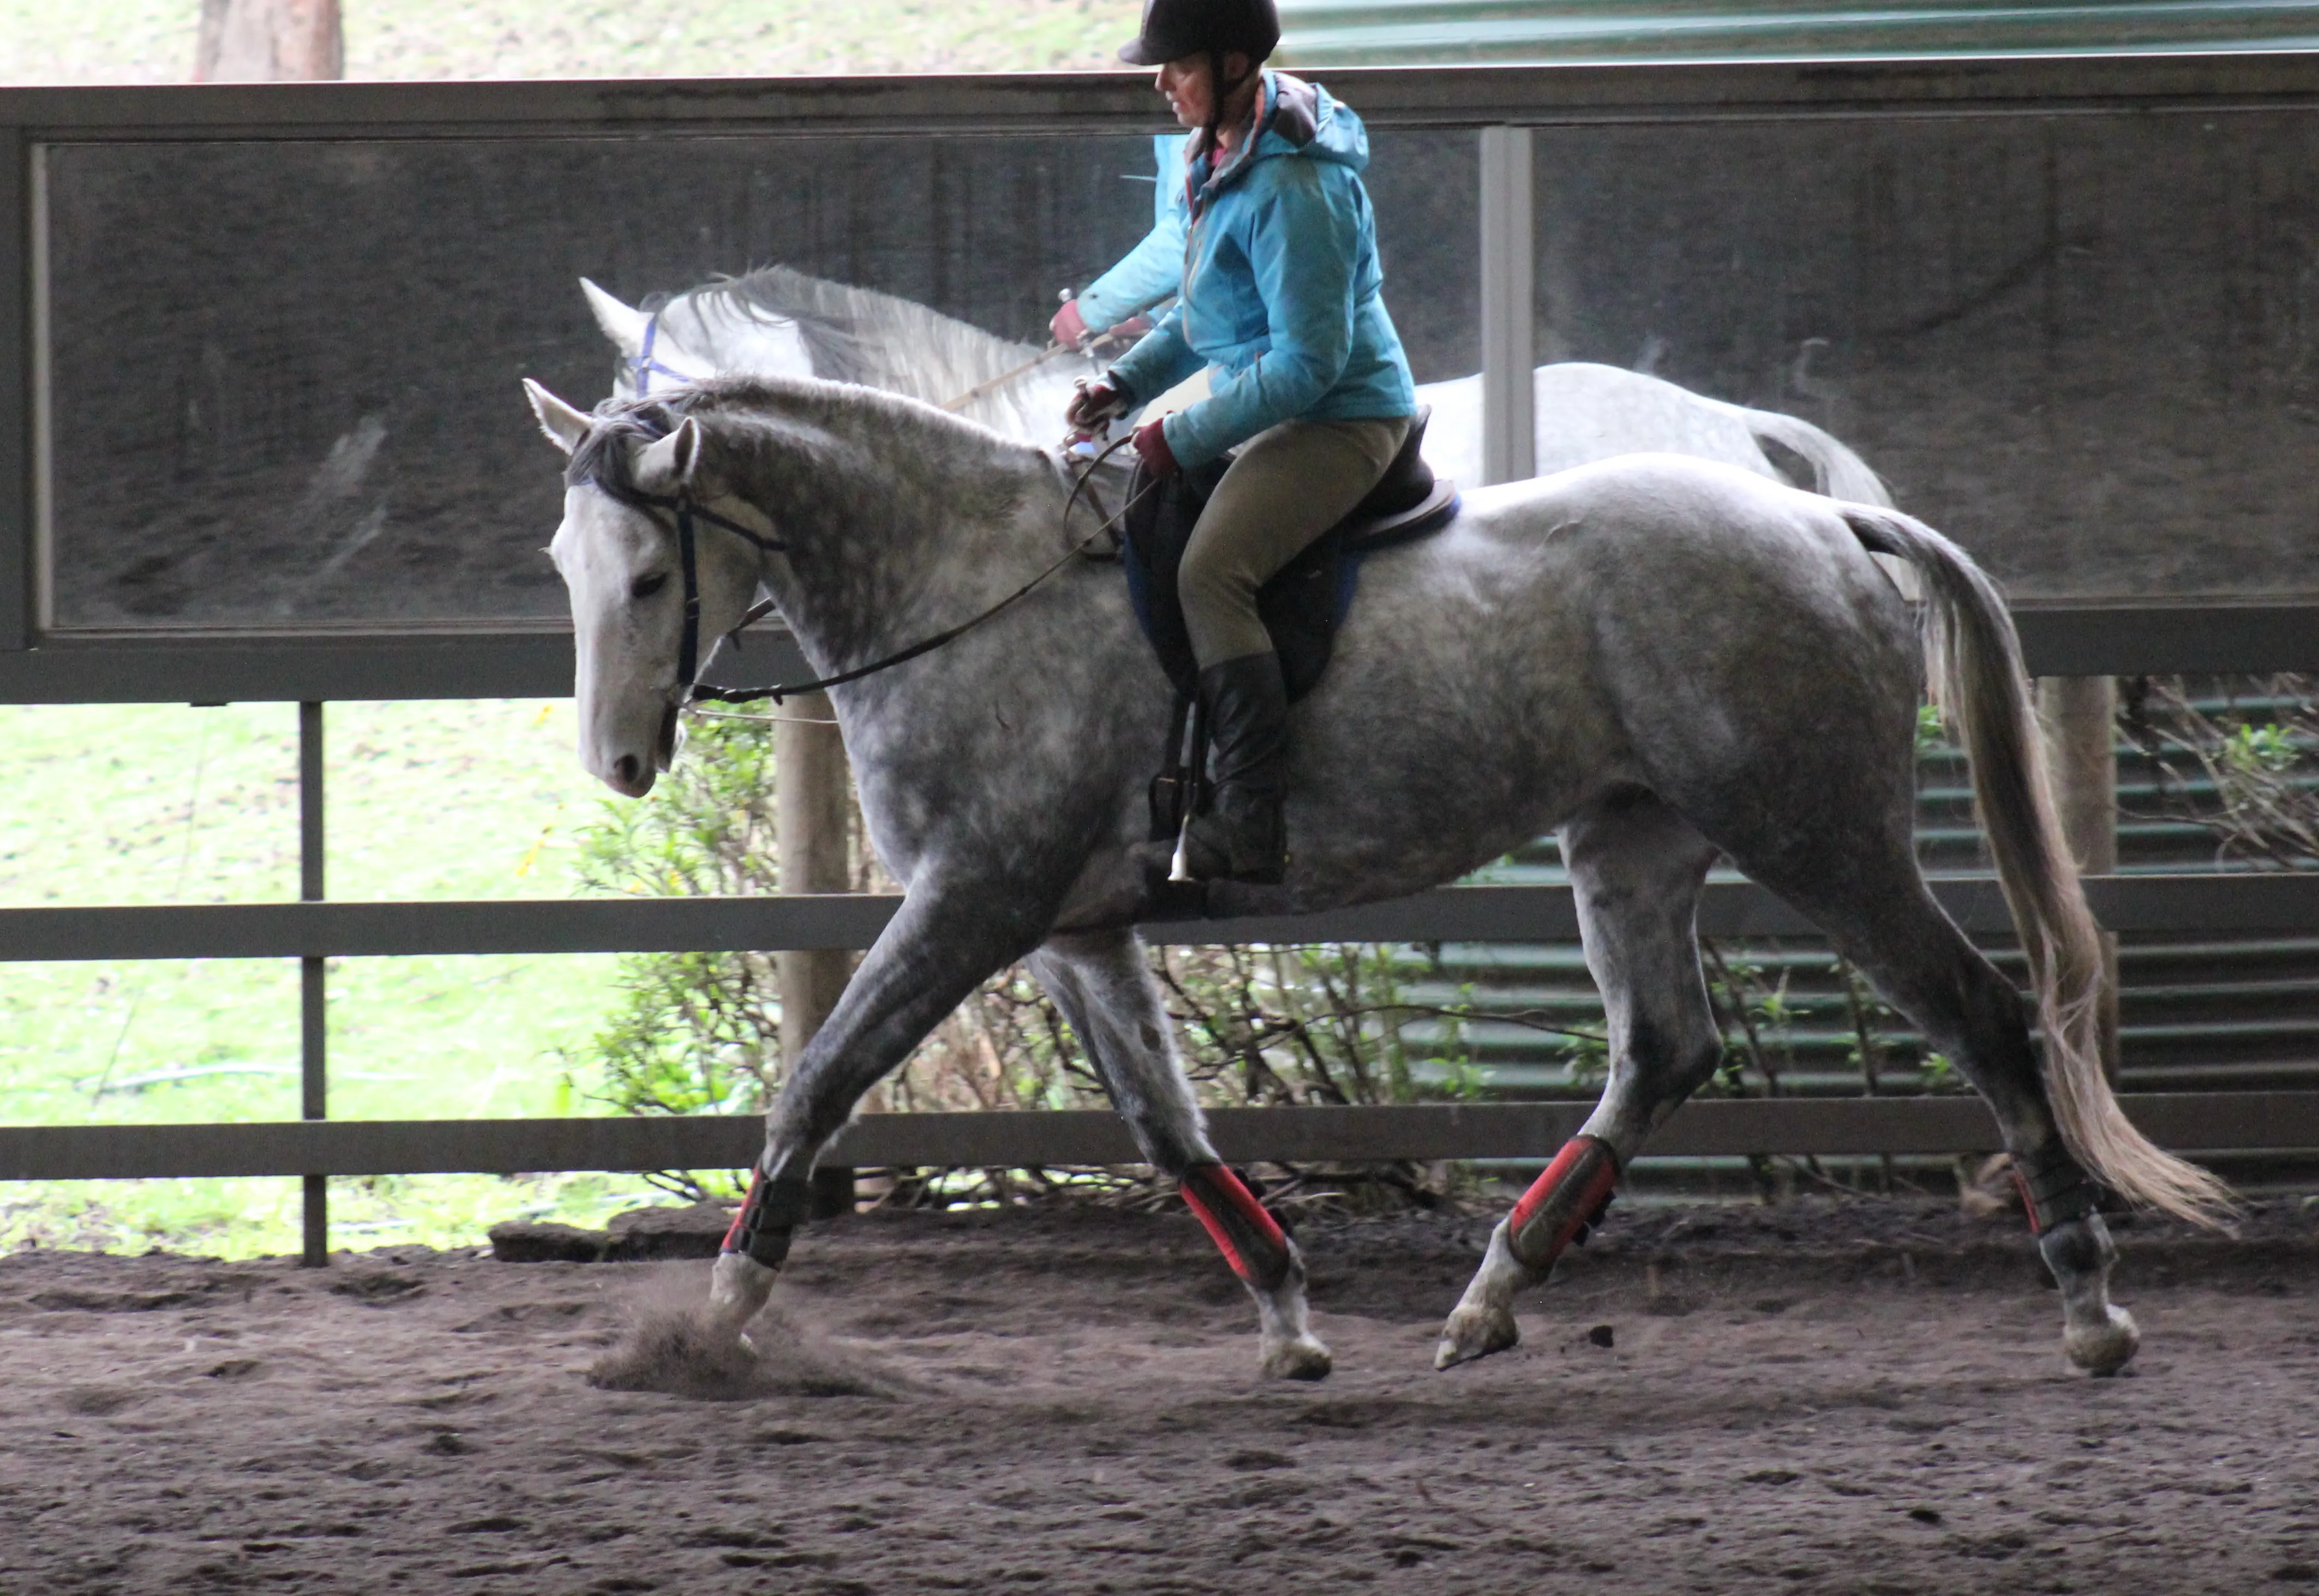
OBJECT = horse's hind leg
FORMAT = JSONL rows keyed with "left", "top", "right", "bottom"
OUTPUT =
{"left": 1028, "top": 928, "right": 1331, "bottom": 1381}
{"left": 1757, "top": 853, "right": 2138, "bottom": 1373}
{"left": 1438, "top": 791, "right": 1724, "bottom": 1370}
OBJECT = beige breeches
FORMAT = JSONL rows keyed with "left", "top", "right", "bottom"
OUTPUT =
{"left": 1178, "top": 414, "right": 1413, "bottom": 668}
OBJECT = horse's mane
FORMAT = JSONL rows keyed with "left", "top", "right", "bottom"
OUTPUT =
{"left": 567, "top": 377, "right": 1055, "bottom": 520}
{"left": 675, "top": 266, "right": 1046, "bottom": 408}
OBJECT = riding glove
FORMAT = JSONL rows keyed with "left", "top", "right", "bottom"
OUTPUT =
{"left": 1065, "top": 378, "right": 1132, "bottom": 436}
{"left": 1131, "top": 417, "right": 1181, "bottom": 479}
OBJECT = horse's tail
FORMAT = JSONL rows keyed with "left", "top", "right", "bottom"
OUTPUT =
{"left": 1840, "top": 504, "right": 2236, "bottom": 1230}
{"left": 1736, "top": 407, "right": 1893, "bottom": 507}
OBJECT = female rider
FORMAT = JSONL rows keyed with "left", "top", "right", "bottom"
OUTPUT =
{"left": 1063, "top": 0, "right": 1417, "bottom": 886}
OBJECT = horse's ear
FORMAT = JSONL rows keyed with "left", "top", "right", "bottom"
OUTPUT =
{"left": 580, "top": 277, "right": 650, "bottom": 358}
{"left": 523, "top": 379, "right": 591, "bottom": 456}
{"left": 633, "top": 416, "right": 707, "bottom": 494}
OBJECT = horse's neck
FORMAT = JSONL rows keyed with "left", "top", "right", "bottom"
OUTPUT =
{"left": 721, "top": 391, "right": 1066, "bottom": 673}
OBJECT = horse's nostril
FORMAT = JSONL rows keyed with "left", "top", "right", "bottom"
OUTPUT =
{"left": 613, "top": 754, "right": 641, "bottom": 787}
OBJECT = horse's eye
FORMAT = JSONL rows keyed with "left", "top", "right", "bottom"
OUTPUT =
{"left": 630, "top": 572, "right": 669, "bottom": 600}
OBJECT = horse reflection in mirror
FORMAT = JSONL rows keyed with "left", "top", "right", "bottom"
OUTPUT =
{"left": 524, "top": 372, "right": 2229, "bottom": 1384}
{"left": 578, "top": 270, "right": 1893, "bottom": 508}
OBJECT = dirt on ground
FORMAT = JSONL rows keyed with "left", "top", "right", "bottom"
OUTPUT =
{"left": 2, "top": 1194, "right": 2317, "bottom": 1595}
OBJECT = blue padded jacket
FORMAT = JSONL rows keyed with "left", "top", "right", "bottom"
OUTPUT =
{"left": 1099, "top": 71, "right": 1416, "bottom": 470}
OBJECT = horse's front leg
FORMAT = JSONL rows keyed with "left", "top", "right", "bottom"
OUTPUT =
{"left": 705, "top": 883, "right": 1045, "bottom": 1341}
{"left": 1028, "top": 929, "right": 1331, "bottom": 1380}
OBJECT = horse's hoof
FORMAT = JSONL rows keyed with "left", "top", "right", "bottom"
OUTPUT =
{"left": 707, "top": 1250, "right": 777, "bottom": 1338}
{"left": 1261, "top": 1333, "right": 1334, "bottom": 1382}
{"left": 2064, "top": 1305, "right": 2139, "bottom": 1374}
{"left": 1434, "top": 1302, "right": 1520, "bottom": 1370}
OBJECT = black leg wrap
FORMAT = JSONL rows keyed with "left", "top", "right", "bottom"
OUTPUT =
{"left": 2011, "top": 1140, "right": 2105, "bottom": 1235}
{"left": 720, "top": 1171, "right": 814, "bottom": 1269}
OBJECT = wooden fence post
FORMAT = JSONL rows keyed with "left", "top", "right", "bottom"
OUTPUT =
{"left": 776, "top": 692, "right": 858, "bottom": 1215}
{"left": 2037, "top": 676, "right": 2122, "bottom": 1081}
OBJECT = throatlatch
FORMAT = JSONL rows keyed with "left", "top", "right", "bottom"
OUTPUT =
{"left": 1178, "top": 1163, "right": 1294, "bottom": 1293}
{"left": 1505, "top": 1134, "right": 1621, "bottom": 1273}
{"left": 720, "top": 1168, "right": 815, "bottom": 1269}
{"left": 2009, "top": 1140, "right": 2105, "bottom": 1234}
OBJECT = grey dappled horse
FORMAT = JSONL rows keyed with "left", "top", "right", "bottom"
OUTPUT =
{"left": 523, "top": 373, "right": 2229, "bottom": 1383}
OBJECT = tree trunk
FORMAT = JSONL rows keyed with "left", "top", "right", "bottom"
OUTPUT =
{"left": 777, "top": 694, "right": 862, "bottom": 1215}
{"left": 196, "top": 0, "right": 343, "bottom": 82}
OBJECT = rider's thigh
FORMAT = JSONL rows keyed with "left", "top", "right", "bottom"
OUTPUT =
{"left": 1178, "top": 415, "right": 1410, "bottom": 666}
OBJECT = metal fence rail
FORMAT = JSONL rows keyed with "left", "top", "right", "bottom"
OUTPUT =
{"left": 0, "top": 875, "right": 2312, "bottom": 961}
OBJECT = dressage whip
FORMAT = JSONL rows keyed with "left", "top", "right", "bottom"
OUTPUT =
{"left": 939, "top": 341, "right": 1070, "bottom": 412}
{"left": 935, "top": 321, "right": 1144, "bottom": 413}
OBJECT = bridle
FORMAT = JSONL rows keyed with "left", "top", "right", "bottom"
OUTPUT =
{"left": 630, "top": 313, "right": 705, "bottom": 397}
{"left": 586, "top": 431, "right": 1148, "bottom": 712}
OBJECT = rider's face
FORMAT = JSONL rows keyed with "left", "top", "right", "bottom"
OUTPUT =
{"left": 1156, "top": 56, "right": 1213, "bottom": 129}
{"left": 1155, "top": 52, "right": 1252, "bottom": 130}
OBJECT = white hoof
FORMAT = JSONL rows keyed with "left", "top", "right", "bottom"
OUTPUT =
{"left": 2064, "top": 1305, "right": 2139, "bottom": 1374}
{"left": 706, "top": 1251, "right": 777, "bottom": 1340}
{"left": 1435, "top": 1300, "right": 1521, "bottom": 1370}
{"left": 1261, "top": 1331, "right": 1333, "bottom": 1382}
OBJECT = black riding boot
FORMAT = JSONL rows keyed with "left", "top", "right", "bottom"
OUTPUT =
{"left": 1182, "top": 651, "right": 1290, "bottom": 885}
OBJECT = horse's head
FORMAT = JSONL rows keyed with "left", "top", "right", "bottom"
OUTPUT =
{"left": 524, "top": 380, "right": 768, "bottom": 798}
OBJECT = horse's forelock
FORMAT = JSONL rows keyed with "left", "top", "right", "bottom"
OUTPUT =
{"left": 562, "top": 401, "right": 682, "bottom": 521}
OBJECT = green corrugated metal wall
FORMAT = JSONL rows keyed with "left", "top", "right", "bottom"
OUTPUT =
{"left": 1277, "top": 1, "right": 2319, "bottom": 65}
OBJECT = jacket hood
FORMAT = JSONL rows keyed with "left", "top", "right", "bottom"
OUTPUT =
{"left": 1255, "top": 73, "right": 1367, "bottom": 170}
{"left": 1188, "top": 71, "right": 1367, "bottom": 209}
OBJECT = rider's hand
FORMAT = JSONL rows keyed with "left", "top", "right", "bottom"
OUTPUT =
{"left": 1050, "top": 297, "right": 1091, "bottom": 350}
{"left": 1131, "top": 417, "right": 1179, "bottom": 479}
{"left": 1065, "top": 378, "right": 1130, "bottom": 437}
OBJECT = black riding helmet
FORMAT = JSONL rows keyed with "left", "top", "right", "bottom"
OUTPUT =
{"left": 1118, "top": 0, "right": 1280, "bottom": 66}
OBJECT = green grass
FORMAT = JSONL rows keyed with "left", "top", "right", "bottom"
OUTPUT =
{"left": 0, "top": 699, "right": 677, "bottom": 1258}
{"left": 0, "top": 1, "right": 1143, "bottom": 84}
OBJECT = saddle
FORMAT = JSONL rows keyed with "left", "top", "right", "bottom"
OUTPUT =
{"left": 1120, "top": 408, "right": 1460, "bottom": 875}
{"left": 1119, "top": 407, "right": 1459, "bottom": 703}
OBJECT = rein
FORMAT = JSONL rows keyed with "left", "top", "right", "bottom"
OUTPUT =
{"left": 603, "top": 433, "right": 1149, "bottom": 710}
